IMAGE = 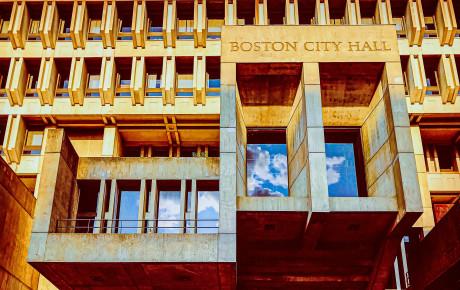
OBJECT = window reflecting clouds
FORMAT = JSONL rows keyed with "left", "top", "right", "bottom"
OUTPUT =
{"left": 325, "top": 143, "right": 359, "bottom": 197}
{"left": 158, "top": 190, "right": 181, "bottom": 233}
{"left": 247, "top": 144, "right": 288, "bottom": 197}
{"left": 118, "top": 191, "right": 140, "bottom": 233}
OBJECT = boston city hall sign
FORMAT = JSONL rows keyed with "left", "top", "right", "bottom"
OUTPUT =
{"left": 221, "top": 25, "right": 400, "bottom": 63}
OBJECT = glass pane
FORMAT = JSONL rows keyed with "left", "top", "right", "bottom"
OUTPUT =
{"left": 247, "top": 144, "right": 288, "bottom": 197}
{"left": 118, "top": 190, "right": 140, "bottom": 233}
{"left": 325, "top": 143, "right": 358, "bottom": 197}
{"left": 158, "top": 190, "right": 181, "bottom": 233}
{"left": 197, "top": 190, "right": 219, "bottom": 233}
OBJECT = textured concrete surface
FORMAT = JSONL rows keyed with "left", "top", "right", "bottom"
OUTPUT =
{"left": 0, "top": 156, "right": 39, "bottom": 289}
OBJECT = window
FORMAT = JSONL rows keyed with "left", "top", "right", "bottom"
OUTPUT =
{"left": 75, "top": 180, "right": 100, "bottom": 233}
{"left": 157, "top": 180, "right": 181, "bottom": 233}
{"left": 247, "top": 129, "right": 288, "bottom": 197}
{"left": 115, "top": 181, "right": 141, "bottom": 234}
{"left": 436, "top": 145, "right": 454, "bottom": 171}
{"left": 325, "top": 128, "right": 366, "bottom": 197}
{"left": 196, "top": 180, "right": 219, "bottom": 233}
{"left": 23, "top": 130, "right": 44, "bottom": 155}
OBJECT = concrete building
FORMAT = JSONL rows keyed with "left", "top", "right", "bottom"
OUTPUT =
{"left": 0, "top": 0, "right": 458, "bottom": 289}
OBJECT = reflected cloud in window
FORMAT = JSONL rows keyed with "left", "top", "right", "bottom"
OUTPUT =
{"left": 118, "top": 190, "right": 140, "bottom": 233}
{"left": 197, "top": 190, "right": 219, "bottom": 233}
{"left": 325, "top": 143, "right": 359, "bottom": 197}
{"left": 247, "top": 144, "right": 288, "bottom": 197}
{"left": 158, "top": 190, "right": 181, "bottom": 233}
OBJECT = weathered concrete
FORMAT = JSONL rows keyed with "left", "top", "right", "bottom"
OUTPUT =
{"left": 408, "top": 200, "right": 460, "bottom": 290}
{"left": 0, "top": 155, "right": 39, "bottom": 289}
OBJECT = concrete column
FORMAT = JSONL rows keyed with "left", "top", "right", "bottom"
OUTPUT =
{"left": 406, "top": 53, "right": 427, "bottom": 104}
{"left": 132, "top": 0, "right": 148, "bottom": 48}
{"left": 437, "top": 54, "right": 459, "bottom": 104}
{"left": 100, "top": 56, "right": 116, "bottom": 106}
{"left": 163, "top": 0, "right": 177, "bottom": 48}
{"left": 39, "top": 1, "right": 59, "bottom": 49}
{"left": 284, "top": 0, "right": 299, "bottom": 25}
{"left": 193, "top": 56, "right": 206, "bottom": 105}
{"left": 101, "top": 1, "right": 117, "bottom": 48}
{"left": 303, "top": 63, "right": 328, "bottom": 214}
{"left": 314, "top": 0, "right": 330, "bottom": 25}
{"left": 375, "top": 0, "right": 393, "bottom": 25}
{"left": 190, "top": 179, "right": 198, "bottom": 233}
{"left": 70, "top": 1, "right": 89, "bottom": 48}
{"left": 3, "top": 114, "right": 26, "bottom": 164}
{"left": 146, "top": 180, "right": 159, "bottom": 233}
{"left": 94, "top": 179, "right": 108, "bottom": 233}
{"left": 130, "top": 56, "right": 146, "bottom": 105}
{"left": 194, "top": 0, "right": 207, "bottom": 47}
{"left": 219, "top": 62, "right": 237, "bottom": 265}
{"left": 137, "top": 179, "right": 148, "bottom": 233}
{"left": 102, "top": 126, "right": 123, "bottom": 157}
{"left": 405, "top": 0, "right": 425, "bottom": 46}
{"left": 8, "top": 1, "right": 30, "bottom": 49}
{"left": 179, "top": 179, "right": 186, "bottom": 233}
{"left": 37, "top": 57, "right": 58, "bottom": 105}
{"left": 411, "top": 126, "right": 435, "bottom": 231}
{"left": 435, "top": 0, "right": 457, "bottom": 46}
{"left": 106, "top": 180, "right": 119, "bottom": 234}
{"left": 68, "top": 57, "right": 88, "bottom": 106}
{"left": 344, "top": 0, "right": 361, "bottom": 25}
{"left": 224, "top": 0, "right": 237, "bottom": 25}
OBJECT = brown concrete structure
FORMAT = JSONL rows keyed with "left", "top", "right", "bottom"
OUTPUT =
{"left": 0, "top": 0, "right": 458, "bottom": 289}
{"left": 0, "top": 154, "right": 39, "bottom": 289}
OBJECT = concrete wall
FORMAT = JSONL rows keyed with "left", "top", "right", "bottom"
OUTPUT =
{"left": 0, "top": 155, "right": 39, "bottom": 289}
{"left": 29, "top": 128, "right": 80, "bottom": 263}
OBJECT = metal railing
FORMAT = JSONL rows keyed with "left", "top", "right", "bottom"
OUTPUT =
{"left": 56, "top": 218, "right": 219, "bottom": 234}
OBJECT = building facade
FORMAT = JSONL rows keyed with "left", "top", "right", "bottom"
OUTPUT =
{"left": 0, "top": 0, "right": 459, "bottom": 289}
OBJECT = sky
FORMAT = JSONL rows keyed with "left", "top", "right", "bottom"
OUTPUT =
{"left": 247, "top": 144, "right": 289, "bottom": 197}
{"left": 325, "top": 143, "right": 359, "bottom": 197}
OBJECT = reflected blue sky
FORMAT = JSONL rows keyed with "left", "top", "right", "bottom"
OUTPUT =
{"left": 158, "top": 191, "right": 181, "bottom": 233}
{"left": 118, "top": 191, "right": 140, "bottom": 233}
{"left": 325, "top": 143, "right": 359, "bottom": 197}
{"left": 247, "top": 144, "right": 288, "bottom": 197}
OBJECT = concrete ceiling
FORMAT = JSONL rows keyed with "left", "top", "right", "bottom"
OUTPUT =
{"left": 237, "top": 63, "right": 302, "bottom": 107}
{"left": 320, "top": 63, "right": 384, "bottom": 107}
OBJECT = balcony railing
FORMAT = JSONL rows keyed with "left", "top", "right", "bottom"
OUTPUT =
{"left": 56, "top": 218, "right": 219, "bottom": 233}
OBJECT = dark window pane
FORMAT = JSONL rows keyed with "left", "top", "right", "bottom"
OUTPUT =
{"left": 326, "top": 143, "right": 359, "bottom": 197}
{"left": 436, "top": 145, "right": 453, "bottom": 171}
{"left": 247, "top": 144, "right": 288, "bottom": 197}
{"left": 118, "top": 191, "right": 140, "bottom": 233}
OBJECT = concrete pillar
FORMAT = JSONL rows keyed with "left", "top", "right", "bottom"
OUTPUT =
{"left": 224, "top": 0, "right": 237, "bottom": 25}
{"left": 179, "top": 179, "right": 187, "bottom": 233}
{"left": 162, "top": 56, "right": 176, "bottom": 105}
{"left": 130, "top": 56, "right": 146, "bottom": 105}
{"left": 219, "top": 62, "right": 237, "bottom": 265}
{"left": 137, "top": 179, "right": 148, "bottom": 233}
{"left": 100, "top": 56, "right": 116, "bottom": 106}
{"left": 106, "top": 180, "right": 119, "bottom": 234}
{"left": 193, "top": 56, "right": 206, "bottom": 105}
{"left": 406, "top": 53, "right": 427, "bottom": 104}
{"left": 132, "top": 0, "right": 148, "bottom": 48}
{"left": 254, "top": 0, "right": 268, "bottom": 25}
{"left": 5, "top": 57, "right": 28, "bottom": 106}
{"left": 411, "top": 126, "right": 435, "bottom": 231}
{"left": 314, "top": 0, "right": 330, "bottom": 25}
{"left": 70, "top": 1, "right": 89, "bottom": 48}
{"left": 344, "top": 0, "right": 361, "bottom": 25}
{"left": 194, "top": 0, "right": 207, "bottom": 47}
{"left": 37, "top": 57, "right": 58, "bottom": 105}
{"left": 39, "top": 1, "right": 59, "bottom": 49}
{"left": 68, "top": 57, "right": 88, "bottom": 106}
{"left": 101, "top": 1, "right": 117, "bottom": 48}
{"left": 435, "top": 0, "right": 457, "bottom": 46}
{"left": 163, "top": 0, "right": 177, "bottom": 48}
{"left": 405, "top": 0, "right": 425, "bottom": 46}
{"left": 284, "top": 0, "right": 299, "bottom": 25}
{"left": 437, "top": 54, "right": 459, "bottom": 104}
{"left": 3, "top": 114, "right": 26, "bottom": 164}
{"left": 8, "top": 1, "right": 30, "bottom": 49}
{"left": 95, "top": 179, "right": 109, "bottom": 233}
{"left": 189, "top": 179, "right": 198, "bottom": 233}
{"left": 303, "top": 63, "right": 328, "bottom": 213}
{"left": 102, "top": 126, "right": 123, "bottom": 157}
{"left": 375, "top": 0, "right": 393, "bottom": 25}
{"left": 146, "top": 179, "right": 159, "bottom": 233}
